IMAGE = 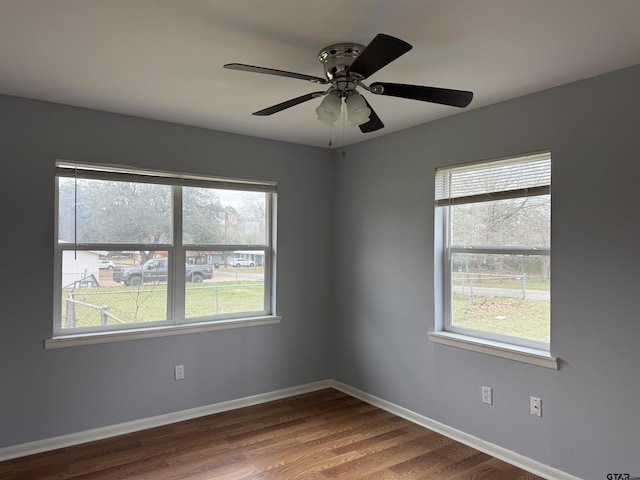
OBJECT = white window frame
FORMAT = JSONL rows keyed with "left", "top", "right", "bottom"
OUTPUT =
{"left": 48, "top": 161, "right": 279, "bottom": 348}
{"left": 429, "top": 152, "right": 557, "bottom": 368}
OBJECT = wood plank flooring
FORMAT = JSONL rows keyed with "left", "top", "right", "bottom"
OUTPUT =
{"left": 0, "top": 388, "right": 544, "bottom": 479}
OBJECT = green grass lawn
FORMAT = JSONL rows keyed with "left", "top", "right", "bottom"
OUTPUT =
{"left": 62, "top": 282, "right": 264, "bottom": 328}
{"left": 452, "top": 294, "right": 550, "bottom": 343}
{"left": 64, "top": 281, "right": 550, "bottom": 343}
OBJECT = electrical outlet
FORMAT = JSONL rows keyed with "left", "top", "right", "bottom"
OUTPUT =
{"left": 482, "top": 386, "right": 493, "bottom": 405}
{"left": 530, "top": 396, "right": 542, "bottom": 417}
{"left": 174, "top": 364, "right": 185, "bottom": 381}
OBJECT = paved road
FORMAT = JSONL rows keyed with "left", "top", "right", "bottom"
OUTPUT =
{"left": 212, "top": 270, "right": 264, "bottom": 282}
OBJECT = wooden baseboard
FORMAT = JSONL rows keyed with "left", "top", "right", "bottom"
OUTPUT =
{"left": 1, "top": 379, "right": 579, "bottom": 480}
{"left": 0, "top": 380, "right": 332, "bottom": 462}
{"left": 329, "top": 380, "right": 581, "bottom": 480}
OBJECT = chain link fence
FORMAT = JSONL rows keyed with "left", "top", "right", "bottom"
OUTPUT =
{"left": 62, "top": 283, "right": 264, "bottom": 328}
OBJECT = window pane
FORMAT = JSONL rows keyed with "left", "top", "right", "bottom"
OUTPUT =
{"left": 451, "top": 195, "right": 550, "bottom": 247}
{"left": 58, "top": 178, "right": 171, "bottom": 244}
{"left": 185, "top": 249, "right": 265, "bottom": 319}
{"left": 61, "top": 250, "right": 168, "bottom": 329}
{"left": 451, "top": 252, "right": 550, "bottom": 343}
{"left": 55, "top": 163, "right": 275, "bottom": 334}
{"left": 183, "top": 187, "right": 266, "bottom": 245}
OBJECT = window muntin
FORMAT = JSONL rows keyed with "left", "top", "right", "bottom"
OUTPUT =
{"left": 436, "top": 153, "right": 551, "bottom": 350}
{"left": 54, "top": 162, "right": 276, "bottom": 335}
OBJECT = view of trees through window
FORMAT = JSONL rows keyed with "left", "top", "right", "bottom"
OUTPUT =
{"left": 438, "top": 154, "right": 551, "bottom": 348}
{"left": 56, "top": 173, "right": 271, "bottom": 332}
{"left": 58, "top": 179, "right": 267, "bottom": 246}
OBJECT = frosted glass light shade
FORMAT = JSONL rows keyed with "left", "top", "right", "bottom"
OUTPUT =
{"left": 315, "top": 92, "right": 341, "bottom": 126}
{"left": 346, "top": 92, "right": 371, "bottom": 126}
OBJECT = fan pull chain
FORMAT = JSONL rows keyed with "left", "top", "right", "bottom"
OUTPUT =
{"left": 341, "top": 101, "right": 346, "bottom": 156}
{"left": 342, "top": 103, "right": 346, "bottom": 146}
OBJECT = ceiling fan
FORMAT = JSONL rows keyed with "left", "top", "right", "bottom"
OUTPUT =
{"left": 224, "top": 33, "right": 473, "bottom": 133}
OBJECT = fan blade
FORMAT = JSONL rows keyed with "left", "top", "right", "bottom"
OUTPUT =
{"left": 346, "top": 34, "right": 412, "bottom": 80}
{"left": 224, "top": 63, "right": 328, "bottom": 84}
{"left": 370, "top": 82, "right": 473, "bottom": 108}
{"left": 359, "top": 96, "right": 384, "bottom": 133}
{"left": 253, "top": 91, "right": 325, "bottom": 116}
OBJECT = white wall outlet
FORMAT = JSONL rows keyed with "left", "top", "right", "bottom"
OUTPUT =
{"left": 174, "top": 364, "right": 185, "bottom": 381}
{"left": 482, "top": 386, "right": 493, "bottom": 405}
{"left": 530, "top": 396, "right": 542, "bottom": 416}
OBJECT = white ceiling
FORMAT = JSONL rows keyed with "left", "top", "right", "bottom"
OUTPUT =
{"left": 1, "top": 0, "right": 639, "bottom": 149}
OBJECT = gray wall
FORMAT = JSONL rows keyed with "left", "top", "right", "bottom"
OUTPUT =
{"left": 2, "top": 65, "right": 639, "bottom": 480}
{"left": 0, "top": 95, "right": 334, "bottom": 446}
{"left": 332, "top": 65, "right": 640, "bottom": 479}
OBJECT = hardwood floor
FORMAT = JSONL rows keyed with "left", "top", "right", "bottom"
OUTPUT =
{"left": 0, "top": 389, "right": 544, "bottom": 479}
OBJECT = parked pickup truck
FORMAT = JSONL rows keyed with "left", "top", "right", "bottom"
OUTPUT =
{"left": 113, "top": 258, "right": 213, "bottom": 286}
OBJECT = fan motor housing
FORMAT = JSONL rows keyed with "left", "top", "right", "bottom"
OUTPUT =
{"left": 318, "top": 43, "right": 365, "bottom": 82}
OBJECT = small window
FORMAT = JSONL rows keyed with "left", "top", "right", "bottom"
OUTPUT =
{"left": 435, "top": 153, "right": 551, "bottom": 350}
{"left": 54, "top": 162, "right": 276, "bottom": 336}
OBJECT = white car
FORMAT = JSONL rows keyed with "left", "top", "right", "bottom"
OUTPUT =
{"left": 98, "top": 259, "right": 115, "bottom": 270}
{"left": 229, "top": 258, "right": 254, "bottom": 267}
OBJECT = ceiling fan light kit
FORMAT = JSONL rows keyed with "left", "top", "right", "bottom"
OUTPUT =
{"left": 224, "top": 33, "right": 473, "bottom": 134}
{"left": 315, "top": 90, "right": 342, "bottom": 126}
{"left": 345, "top": 92, "right": 371, "bottom": 126}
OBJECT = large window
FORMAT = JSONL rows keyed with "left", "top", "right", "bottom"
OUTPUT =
{"left": 54, "top": 162, "right": 276, "bottom": 336}
{"left": 435, "top": 152, "right": 551, "bottom": 351}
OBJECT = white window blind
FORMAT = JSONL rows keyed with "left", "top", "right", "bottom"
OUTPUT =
{"left": 435, "top": 152, "right": 551, "bottom": 206}
{"left": 55, "top": 161, "right": 277, "bottom": 193}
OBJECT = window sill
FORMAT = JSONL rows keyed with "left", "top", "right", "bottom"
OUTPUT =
{"left": 45, "top": 316, "right": 281, "bottom": 350}
{"left": 428, "top": 331, "right": 558, "bottom": 369}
